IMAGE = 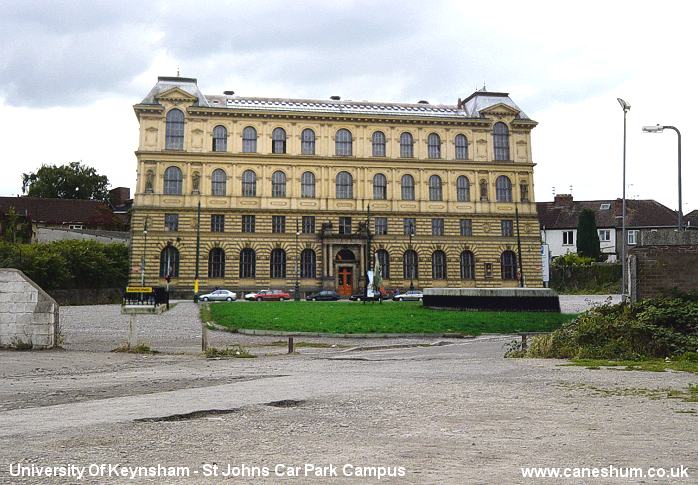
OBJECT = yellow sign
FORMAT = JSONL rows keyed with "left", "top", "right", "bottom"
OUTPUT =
{"left": 126, "top": 286, "right": 153, "bottom": 293}
{"left": 194, "top": 279, "right": 199, "bottom": 294}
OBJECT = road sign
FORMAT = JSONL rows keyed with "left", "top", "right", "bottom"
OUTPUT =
{"left": 126, "top": 286, "right": 153, "bottom": 293}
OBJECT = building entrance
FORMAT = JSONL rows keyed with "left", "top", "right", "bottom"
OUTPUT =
{"left": 337, "top": 266, "right": 353, "bottom": 296}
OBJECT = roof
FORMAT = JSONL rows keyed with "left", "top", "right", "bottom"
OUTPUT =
{"left": 685, "top": 209, "right": 698, "bottom": 229}
{"left": 139, "top": 77, "right": 532, "bottom": 121}
{"left": 0, "top": 197, "right": 123, "bottom": 228}
{"left": 537, "top": 196, "right": 678, "bottom": 230}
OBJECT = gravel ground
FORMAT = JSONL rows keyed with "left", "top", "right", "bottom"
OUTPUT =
{"left": 4, "top": 294, "right": 692, "bottom": 484}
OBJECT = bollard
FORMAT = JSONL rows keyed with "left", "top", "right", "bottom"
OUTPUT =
{"left": 128, "top": 315, "right": 137, "bottom": 350}
{"left": 288, "top": 336, "right": 294, "bottom": 354}
{"left": 202, "top": 322, "right": 209, "bottom": 352}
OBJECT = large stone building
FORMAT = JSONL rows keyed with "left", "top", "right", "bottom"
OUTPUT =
{"left": 130, "top": 76, "right": 542, "bottom": 295}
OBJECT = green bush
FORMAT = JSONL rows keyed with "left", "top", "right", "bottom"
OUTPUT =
{"left": 525, "top": 296, "right": 698, "bottom": 360}
{"left": 550, "top": 262, "right": 621, "bottom": 294}
{"left": 0, "top": 240, "right": 128, "bottom": 290}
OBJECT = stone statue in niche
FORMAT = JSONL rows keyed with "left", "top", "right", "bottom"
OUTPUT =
{"left": 145, "top": 170, "right": 154, "bottom": 193}
{"left": 192, "top": 171, "right": 200, "bottom": 194}
{"left": 479, "top": 179, "right": 488, "bottom": 201}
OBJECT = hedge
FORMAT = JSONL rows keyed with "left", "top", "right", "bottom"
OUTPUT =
{"left": 550, "top": 263, "right": 621, "bottom": 294}
{"left": 0, "top": 240, "right": 129, "bottom": 290}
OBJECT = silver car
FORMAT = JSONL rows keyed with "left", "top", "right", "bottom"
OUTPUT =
{"left": 394, "top": 290, "right": 423, "bottom": 302}
{"left": 199, "top": 289, "right": 237, "bottom": 302}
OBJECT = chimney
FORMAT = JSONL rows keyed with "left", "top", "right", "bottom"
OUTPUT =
{"left": 554, "top": 194, "right": 573, "bottom": 207}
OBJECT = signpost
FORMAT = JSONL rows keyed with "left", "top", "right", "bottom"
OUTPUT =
{"left": 541, "top": 244, "right": 550, "bottom": 287}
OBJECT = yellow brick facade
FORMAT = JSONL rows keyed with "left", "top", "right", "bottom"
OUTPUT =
{"left": 130, "top": 77, "right": 543, "bottom": 295}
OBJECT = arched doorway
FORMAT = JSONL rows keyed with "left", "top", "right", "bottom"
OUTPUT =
{"left": 335, "top": 248, "right": 356, "bottom": 296}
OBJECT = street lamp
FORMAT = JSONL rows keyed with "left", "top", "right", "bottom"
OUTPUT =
{"left": 617, "top": 98, "right": 630, "bottom": 300}
{"left": 408, "top": 221, "right": 415, "bottom": 291}
{"left": 140, "top": 216, "right": 149, "bottom": 286}
{"left": 294, "top": 218, "right": 300, "bottom": 301}
{"left": 642, "top": 124, "right": 683, "bottom": 230}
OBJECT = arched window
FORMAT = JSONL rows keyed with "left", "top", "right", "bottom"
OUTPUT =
{"left": 272, "top": 127, "right": 286, "bottom": 154}
{"left": 270, "top": 248, "right": 286, "bottom": 278}
{"left": 301, "top": 171, "right": 315, "bottom": 198}
{"left": 159, "top": 246, "right": 179, "bottom": 277}
{"left": 496, "top": 176, "right": 513, "bottom": 202}
{"left": 300, "top": 249, "right": 316, "bottom": 278}
{"left": 242, "top": 170, "right": 256, "bottom": 197}
{"left": 373, "top": 173, "right": 387, "bottom": 200}
{"left": 480, "top": 179, "right": 489, "bottom": 201}
{"left": 165, "top": 109, "right": 184, "bottom": 150}
{"left": 372, "top": 131, "right": 386, "bottom": 157}
{"left": 336, "top": 171, "right": 353, "bottom": 199}
{"left": 456, "top": 176, "right": 470, "bottom": 202}
{"left": 455, "top": 134, "right": 468, "bottom": 160}
{"left": 335, "top": 129, "right": 352, "bottom": 156}
{"left": 376, "top": 249, "right": 390, "bottom": 279}
{"left": 163, "top": 166, "right": 183, "bottom": 195}
{"left": 401, "top": 174, "right": 415, "bottom": 200}
{"left": 272, "top": 171, "right": 286, "bottom": 198}
{"left": 301, "top": 128, "right": 315, "bottom": 155}
{"left": 429, "top": 175, "right": 442, "bottom": 201}
{"left": 212, "top": 125, "right": 227, "bottom": 152}
{"left": 460, "top": 251, "right": 475, "bottom": 280}
{"left": 242, "top": 126, "right": 257, "bottom": 153}
{"left": 400, "top": 132, "right": 414, "bottom": 158}
{"left": 432, "top": 250, "right": 447, "bottom": 280}
{"left": 427, "top": 133, "right": 441, "bottom": 159}
{"left": 403, "top": 250, "right": 418, "bottom": 279}
{"left": 239, "top": 248, "right": 256, "bottom": 278}
{"left": 208, "top": 248, "right": 225, "bottom": 278}
{"left": 501, "top": 251, "right": 517, "bottom": 280}
{"left": 211, "top": 169, "right": 227, "bottom": 196}
{"left": 493, "top": 122, "right": 510, "bottom": 161}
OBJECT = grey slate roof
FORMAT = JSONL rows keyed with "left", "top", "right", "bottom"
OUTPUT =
{"left": 139, "top": 77, "right": 531, "bottom": 120}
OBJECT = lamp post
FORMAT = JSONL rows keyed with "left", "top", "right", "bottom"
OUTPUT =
{"left": 642, "top": 124, "right": 683, "bottom": 230}
{"left": 515, "top": 204, "right": 524, "bottom": 288}
{"left": 617, "top": 98, "right": 630, "bottom": 300}
{"left": 408, "top": 220, "right": 415, "bottom": 291}
{"left": 194, "top": 199, "right": 201, "bottom": 296}
{"left": 294, "top": 218, "right": 300, "bottom": 301}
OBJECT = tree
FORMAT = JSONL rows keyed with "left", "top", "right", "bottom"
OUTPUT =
{"left": 576, "top": 208, "right": 601, "bottom": 260}
{"left": 21, "top": 161, "right": 109, "bottom": 200}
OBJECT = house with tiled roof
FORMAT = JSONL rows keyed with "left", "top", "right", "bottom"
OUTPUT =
{"left": 537, "top": 194, "right": 678, "bottom": 260}
{"left": 0, "top": 196, "right": 128, "bottom": 244}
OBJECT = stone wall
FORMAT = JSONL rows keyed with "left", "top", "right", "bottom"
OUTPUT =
{"left": 48, "top": 288, "right": 123, "bottom": 306}
{"left": 0, "top": 268, "right": 59, "bottom": 349}
{"left": 629, "top": 230, "right": 698, "bottom": 301}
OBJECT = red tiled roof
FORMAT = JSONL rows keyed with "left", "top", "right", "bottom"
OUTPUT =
{"left": 537, "top": 196, "right": 677, "bottom": 230}
{"left": 0, "top": 196, "right": 123, "bottom": 228}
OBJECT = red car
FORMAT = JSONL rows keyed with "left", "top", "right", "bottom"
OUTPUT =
{"left": 244, "top": 289, "right": 291, "bottom": 301}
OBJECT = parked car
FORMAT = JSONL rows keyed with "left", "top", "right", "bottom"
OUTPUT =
{"left": 198, "top": 289, "right": 237, "bottom": 302}
{"left": 393, "top": 290, "right": 423, "bottom": 302}
{"left": 244, "top": 289, "right": 291, "bottom": 301}
{"left": 305, "top": 290, "right": 340, "bottom": 301}
{"left": 350, "top": 288, "right": 391, "bottom": 301}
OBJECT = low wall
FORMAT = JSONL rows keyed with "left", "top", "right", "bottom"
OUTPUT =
{"left": 0, "top": 268, "right": 59, "bottom": 349}
{"left": 48, "top": 288, "right": 123, "bottom": 306}
{"left": 423, "top": 288, "right": 561, "bottom": 312}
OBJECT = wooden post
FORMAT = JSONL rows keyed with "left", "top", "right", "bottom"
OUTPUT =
{"left": 288, "top": 337, "right": 294, "bottom": 354}
{"left": 202, "top": 321, "right": 209, "bottom": 352}
{"left": 128, "top": 314, "right": 137, "bottom": 350}
{"left": 521, "top": 334, "right": 528, "bottom": 351}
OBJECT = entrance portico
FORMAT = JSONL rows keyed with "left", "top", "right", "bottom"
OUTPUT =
{"left": 320, "top": 242, "right": 369, "bottom": 295}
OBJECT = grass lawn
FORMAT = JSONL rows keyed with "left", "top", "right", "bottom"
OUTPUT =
{"left": 205, "top": 301, "right": 576, "bottom": 335}
{"left": 566, "top": 358, "right": 698, "bottom": 376}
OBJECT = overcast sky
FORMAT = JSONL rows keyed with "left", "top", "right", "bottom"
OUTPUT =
{"left": 1, "top": 0, "right": 695, "bottom": 212}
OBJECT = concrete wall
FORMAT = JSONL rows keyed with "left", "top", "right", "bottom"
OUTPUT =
{"left": 629, "top": 230, "right": 698, "bottom": 301}
{"left": 0, "top": 268, "right": 59, "bottom": 349}
{"left": 37, "top": 226, "right": 129, "bottom": 245}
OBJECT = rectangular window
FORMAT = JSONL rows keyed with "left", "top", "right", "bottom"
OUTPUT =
{"left": 302, "top": 216, "right": 315, "bottom": 234}
{"left": 404, "top": 218, "right": 416, "bottom": 236}
{"left": 210, "top": 214, "right": 224, "bottom": 233}
{"left": 501, "top": 220, "right": 514, "bottom": 237}
{"left": 563, "top": 230, "right": 574, "bottom": 245}
{"left": 460, "top": 219, "right": 473, "bottom": 237}
{"left": 628, "top": 230, "right": 638, "bottom": 245}
{"left": 272, "top": 215, "right": 286, "bottom": 233}
{"left": 165, "top": 214, "right": 179, "bottom": 232}
{"left": 242, "top": 215, "right": 255, "bottom": 233}
{"left": 598, "top": 229, "right": 611, "bottom": 242}
{"left": 339, "top": 217, "right": 352, "bottom": 235}
{"left": 432, "top": 218, "right": 444, "bottom": 236}
{"left": 374, "top": 217, "right": 388, "bottom": 235}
